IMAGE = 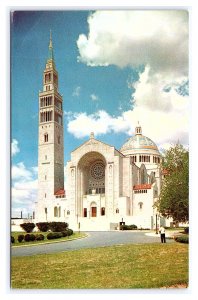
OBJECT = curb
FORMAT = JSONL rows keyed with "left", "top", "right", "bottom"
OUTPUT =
{"left": 11, "top": 233, "right": 88, "bottom": 248}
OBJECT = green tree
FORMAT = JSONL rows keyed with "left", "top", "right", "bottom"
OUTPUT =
{"left": 155, "top": 144, "right": 189, "bottom": 223}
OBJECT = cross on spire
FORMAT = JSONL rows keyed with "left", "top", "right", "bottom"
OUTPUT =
{"left": 48, "top": 29, "right": 54, "bottom": 61}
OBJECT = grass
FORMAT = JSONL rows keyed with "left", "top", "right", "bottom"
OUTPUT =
{"left": 11, "top": 243, "right": 188, "bottom": 289}
{"left": 11, "top": 231, "right": 86, "bottom": 247}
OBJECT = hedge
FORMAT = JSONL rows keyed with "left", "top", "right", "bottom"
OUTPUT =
{"left": 47, "top": 232, "right": 63, "bottom": 240}
{"left": 184, "top": 227, "right": 189, "bottom": 234}
{"left": 174, "top": 235, "right": 189, "bottom": 244}
{"left": 36, "top": 222, "right": 69, "bottom": 232}
{"left": 11, "top": 236, "right": 15, "bottom": 243}
{"left": 35, "top": 234, "right": 45, "bottom": 241}
{"left": 36, "top": 222, "right": 49, "bottom": 232}
{"left": 24, "top": 234, "right": 34, "bottom": 242}
{"left": 46, "top": 229, "right": 73, "bottom": 240}
{"left": 48, "top": 222, "right": 68, "bottom": 232}
{"left": 20, "top": 223, "right": 35, "bottom": 233}
{"left": 120, "top": 224, "right": 138, "bottom": 230}
{"left": 17, "top": 234, "right": 24, "bottom": 243}
{"left": 67, "top": 228, "right": 73, "bottom": 236}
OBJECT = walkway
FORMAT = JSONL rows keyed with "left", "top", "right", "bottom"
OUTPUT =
{"left": 11, "top": 231, "right": 174, "bottom": 257}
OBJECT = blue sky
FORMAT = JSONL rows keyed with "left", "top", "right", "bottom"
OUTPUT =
{"left": 11, "top": 10, "right": 189, "bottom": 217}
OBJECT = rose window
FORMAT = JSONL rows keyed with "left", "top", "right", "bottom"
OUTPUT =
{"left": 90, "top": 162, "right": 105, "bottom": 180}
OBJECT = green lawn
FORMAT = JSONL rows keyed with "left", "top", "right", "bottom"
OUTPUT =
{"left": 11, "top": 231, "right": 86, "bottom": 247}
{"left": 11, "top": 242, "right": 188, "bottom": 289}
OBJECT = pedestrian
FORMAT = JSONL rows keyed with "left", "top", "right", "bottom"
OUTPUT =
{"left": 159, "top": 226, "right": 166, "bottom": 243}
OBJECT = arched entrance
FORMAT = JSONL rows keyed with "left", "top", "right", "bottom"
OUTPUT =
{"left": 90, "top": 202, "right": 97, "bottom": 217}
{"left": 77, "top": 151, "right": 106, "bottom": 217}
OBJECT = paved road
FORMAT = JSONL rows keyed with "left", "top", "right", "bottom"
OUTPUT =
{"left": 12, "top": 231, "right": 173, "bottom": 257}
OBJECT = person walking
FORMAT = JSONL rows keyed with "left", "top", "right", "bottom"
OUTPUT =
{"left": 159, "top": 226, "right": 166, "bottom": 243}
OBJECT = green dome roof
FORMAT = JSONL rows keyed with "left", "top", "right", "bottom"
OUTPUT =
{"left": 120, "top": 125, "right": 159, "bottom": 153}
{"left": 120, "top": 134, "right": 158, "bottom": 152}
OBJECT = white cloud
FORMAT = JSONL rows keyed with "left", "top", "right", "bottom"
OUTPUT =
{"left": 13, "top": 178, "right": 38, "bottom": 191}
{"left": 66, "top": 102, "right": 188, "bottom": 149}
{"left": 12, "top": 139, "right": 20, "bottom": 156}
{"left": 131, "top": 65, "right": 188, "bottom": 113}
{"left": 11, "top": 163, "right": 38, "bottom": 217}
{"left": 66, "top": 10, "right": 190, "bottom": 151}
{"left": 72, "top": 86, "right": 81, "bottom": 97}
{"left": 67, "top": 68, "right": 189, "bottom": 150}
{"left": 12, "top": 162, "right": 33, "bottom": 180}
{"left": 128, "top": 65, "right": 189, "bottom": 147}
{"left": 66, "top": 110, "right": 131, "bottom": 139}
{"left": 90, "top": 93, "right": 99, "bottom": 101}
{"left": 31, "top": 166, "right": 38, "bottom": 174}
{"left": 121, "top": 107, "right": 189, "bottom": 147}
{"left": 77, "top": 10, "right": 188, "bottom": 78}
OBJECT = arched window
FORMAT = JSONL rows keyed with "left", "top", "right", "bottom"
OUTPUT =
{"left": 116, "top": 208, "right": 119, "bottom": 214}
{"left": 54, "top": 206, "right": 58, "bottom": 217}
{"left": 101, "top": 207, "right": 105, "bottom": 216}
{"left": 67, "top": 210, "right": 70, "bottom": 215}
{"left": 83, "top": 208, "right": 87, "bottom": 217}
{"left": 109, "top": 165, "right": 112, "bottom": 174}
{"left": 139, "top": 202, "right": 143, "bottom": 209}
{"left": 44, "top": 133, "right": 48, "bottom": 142}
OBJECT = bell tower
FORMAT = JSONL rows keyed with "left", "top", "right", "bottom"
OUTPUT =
{"left": 36, "top": 31, "right": 64, "bottom": 221}
{"left": 135, "top": 122, "right": 142, "bottom": 135}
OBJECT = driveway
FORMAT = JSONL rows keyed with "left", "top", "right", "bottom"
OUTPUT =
{"left": 11, "top": 231, "right": 173, "bottom": 257}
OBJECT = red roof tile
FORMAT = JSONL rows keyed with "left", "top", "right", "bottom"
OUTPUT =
{"left": 54, "top": 189, "right": 65, "bottom": 195}
{"left": 133, "top": 184, "right": 152, "bottom": 190}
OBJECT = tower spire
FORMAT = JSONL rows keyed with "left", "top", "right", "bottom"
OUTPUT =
{"left": 48, "top": 30, "right": 54, "bottom": 61}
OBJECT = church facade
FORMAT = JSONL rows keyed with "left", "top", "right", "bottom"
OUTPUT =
{"left": 35, "top": 35, "right": 168, "bottom": 231}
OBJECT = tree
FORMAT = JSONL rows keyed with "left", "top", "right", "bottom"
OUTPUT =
{"left": 155, "top": 144, "right": 189, "bottom": 223}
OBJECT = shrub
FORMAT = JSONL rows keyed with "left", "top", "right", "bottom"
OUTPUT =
{"left": 24, "top": 234, "right": 31, "bottom": 242}
{"left": 17, "top": 234, "right": 24, "bottom": 243}
{"left": 67, "top": 228, "right": 73, "bottom": 236}
{"left": 36, "top": 222, "right": 49, "bottom": 232}
{"left": 120, "top": 224, "right": 137, "bottom": 230}
{"left": 35, "top": 234, "right": 45, "bottom": 241}
{"left": 36, "top": 222, "right": 69, "bottom": 232}
{"left": 48, "top": 222, "right": 68, "bottom": 232}
{"left": 29, "top": 234, "right": 36, "bottom": 241}
{"left": 174, "top": 235, "right": 189, "bottom": 244}
{"left": 61, "top": 231, "right": 68, "bottom": 237}
{"left": 20, "top": 223, "right": 35, "bottom": 233}
{"left": 184, "top": 227, "right": 189, "bottom": 234}
{"left": 11, "top": 236, "right": 15, "bottom": 243}
{"left": 47, "top": 232, "right": 63, "bottom": 240}
{"left": 129, "top": 224, "right": 138, "bottom": 230}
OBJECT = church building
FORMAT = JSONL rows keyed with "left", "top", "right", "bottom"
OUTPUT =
{"left": 35, "top": 34, "right": 168, "bottom": 231}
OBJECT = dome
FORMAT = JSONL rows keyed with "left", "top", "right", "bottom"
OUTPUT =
{"left": 120, "top": 125, "right": 159, "bottom": 154}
